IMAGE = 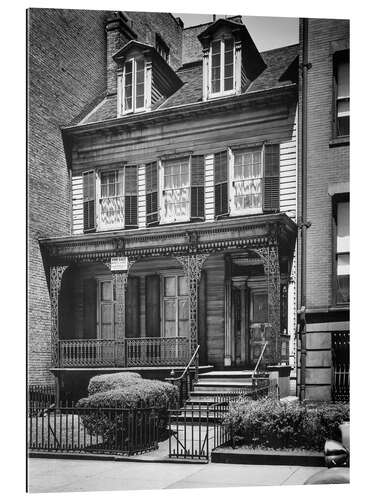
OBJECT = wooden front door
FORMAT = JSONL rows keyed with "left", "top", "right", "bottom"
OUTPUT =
{"left": 232, "top": 284, "right": 250, "bottom": 367}
{"left": 97, "top": 278, "right": 115, "bottom": 363}
{"left": 249, "top": 291, "right": 270, "bottom": 366}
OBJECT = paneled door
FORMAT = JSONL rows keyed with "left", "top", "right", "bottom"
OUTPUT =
{"left": 97, "top": 278, "right": 115, "bottom": 364}
{"left": 162, "top": 275, "right": 189, "bottom": 359}
{"left": 249, "top": 291, "right": 270, "bottom": 366}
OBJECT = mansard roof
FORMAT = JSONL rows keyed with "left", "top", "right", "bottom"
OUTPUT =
{"left": 73, "top": 42, "right": 299, "bottom": 127}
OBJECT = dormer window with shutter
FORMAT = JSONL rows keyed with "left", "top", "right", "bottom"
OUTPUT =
{"left": 198, "top": 18, "right": 266, "bottom": 101}
{"left": 214, "top": 144, "right": 280, "bottom": 218}
{"left": 82, "top": 165, "right": 138, "bottom": 233}
{"left": 113, "top": 40, "right": 182, "bottom": 117}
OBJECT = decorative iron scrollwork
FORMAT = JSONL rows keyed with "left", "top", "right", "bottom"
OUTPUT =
{"left": 175, "top": 253, "right": 210, "bottom": 351}
{"left": 256, "top": 246, "right": 281, "bottom": 363}
{"left": 50, "top": 265, "right": 68, "bottom": 366}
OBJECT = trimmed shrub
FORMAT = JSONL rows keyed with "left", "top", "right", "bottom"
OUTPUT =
{"left": 77, "top": 377, "right": 178, "bottom": 440}
{"left": 88, "top": 372, "right": 142, "bottom": 396}
{"left": 223, "top": 398, "right": 349, "bottom": 451}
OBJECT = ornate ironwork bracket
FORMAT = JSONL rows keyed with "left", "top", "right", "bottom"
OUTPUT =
{"left": 50, "top": 265, "right": 69, "bottom": 366}
{"left": 175, "top": 253, "right": 210, "bottom": 351}
{"left": 257, "top": 246, "right": 281, "bottom": 363}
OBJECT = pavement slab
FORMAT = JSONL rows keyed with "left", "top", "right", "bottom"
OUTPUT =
{"left": 28, "top": 458, "right": 325, "bottom": 493}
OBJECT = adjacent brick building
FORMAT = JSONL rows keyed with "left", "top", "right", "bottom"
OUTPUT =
{"left": 297, "top": 18, "right": 349, "bottom": 401}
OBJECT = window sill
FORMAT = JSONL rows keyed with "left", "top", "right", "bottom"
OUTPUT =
{"left": 329, "top": 136, "right": 349, "bottom": 148}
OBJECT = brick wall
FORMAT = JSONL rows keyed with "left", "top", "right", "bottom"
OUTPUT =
{"left": 303, "top": 18, "right": 349, "bottom": 311}
{"left": 27, "top": 8, "right": 108, "bottom": 384}
{"left": 297, "top": 18, "right": 350, "bottom": 400}
{"left": 125, "top": 11, "right": 183, "bottom": 70}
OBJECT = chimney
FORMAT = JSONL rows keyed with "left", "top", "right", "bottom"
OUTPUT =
{"left": 105, "top": 12, "right": 137, "bottom": 96}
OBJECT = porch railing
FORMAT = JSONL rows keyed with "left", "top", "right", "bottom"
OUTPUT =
{"left": 58, "top": 337, "right": 190, "bottom": 368}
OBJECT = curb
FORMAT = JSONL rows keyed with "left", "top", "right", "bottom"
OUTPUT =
{"left": 211, "top": 449, "right": 325, "bottom": 467}
{"left": 28, "top": 451, "right": 208, "bottom": 465}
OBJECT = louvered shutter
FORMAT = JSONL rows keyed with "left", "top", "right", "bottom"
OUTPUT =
{"left": 146, "top": 275, "right": 160, "bottom": 337}
{"left": 125, "top": 165, "right": 138, "bottom": 228}
{"left": 83, "top": 278, "right": 97, "bottom": 339}
{"left": 82, "top": 170, "right": 96, "bottom": 232}
{"left": 263, "top": 144, "right": 280, "bottom": 212}
{"left": 191, "top": 155, "right": 205, "bottom": 219}
{"left": 214, "top": 151, "right": 228, "bottom": 217}
{"left": 146, "top": 161, "right": 159, "bottom": 225}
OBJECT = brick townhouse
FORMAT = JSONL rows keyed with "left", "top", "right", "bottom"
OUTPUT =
{"left": 297, "top": 18, "right": 349, "bottom": 401}
{"left": 30, "top": 10, "right": 299, "bottom": 400}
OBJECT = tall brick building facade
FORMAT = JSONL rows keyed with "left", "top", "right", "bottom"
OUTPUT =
{"left": 297, "top": 18, "right": 349, "bottom": 401}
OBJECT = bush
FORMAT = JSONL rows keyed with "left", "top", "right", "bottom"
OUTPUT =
{"left": 77, "top": 376, "right": 178, "bottom": 440}
{"left": 223, "top": 398, "right": 349, "bottom": 451}
{"left": 88, "top": 372, "right": 142, "bottom": 396}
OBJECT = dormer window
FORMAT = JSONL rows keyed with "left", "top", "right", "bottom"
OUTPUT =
{"left": 198, "top": 18, "right": 266, "bottom": 102}
{"left": 122, "top": 58, "right": 146, "bottom": 113}
{"left": 114, "top": 40, "right": 183, "bottom": 117}
{"left": 210, "top": 38, "right": 235, "bottom": 97}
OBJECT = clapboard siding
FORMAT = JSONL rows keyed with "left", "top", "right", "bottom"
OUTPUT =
{"left": 138, "top": 164, "right": 146, "bottom": 228}
{"left": 203, "top": 253, "right": 225, "bottom": 368}
{"left": 279, "top": 120, "right": 297, "bottom": 221}
{"left": 72, "top": 174, "right": 83, "bottom": 234}
{"left": 204, "top": 154, "right": 215, "bottom": 221}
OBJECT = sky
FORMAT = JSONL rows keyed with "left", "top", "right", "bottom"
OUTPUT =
{"left": 174, "top": 13, "right": 299, "bottom": 51}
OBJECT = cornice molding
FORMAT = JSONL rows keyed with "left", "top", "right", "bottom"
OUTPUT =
{"left": 40, "top": 214, "right": 297, "bottom": 266}
{"left": 62, "top": 84, "right": 297, "bottom": 140}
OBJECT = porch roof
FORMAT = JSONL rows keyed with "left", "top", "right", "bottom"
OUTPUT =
{"left": 40, "top": 213, "right": 297, "bottom": 267}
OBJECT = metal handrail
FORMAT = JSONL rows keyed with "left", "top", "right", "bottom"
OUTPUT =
{"left": 252, "top": 341, "right": 268, "bottom": 379}
{"left": 166, "top": 344, "right": 200, "bottom": 383}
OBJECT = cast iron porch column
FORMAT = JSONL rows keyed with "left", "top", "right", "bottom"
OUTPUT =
{"left": 257, "top": 246, "right": 281, "bottom": 364}
{"left": 105, "top": 259, "right": 137, "bottom": 366}
{"left": 50, "top": 265, "right": 68, "bottom": 367}
{"left": 176, "top": 253, "right": 210, "bottom": 354}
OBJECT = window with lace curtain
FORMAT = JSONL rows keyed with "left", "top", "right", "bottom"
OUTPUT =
{"left": 161, "top": 157, "right": 190, "bottom": 223}
{"left": 82, "top": 166, "right": 138, "bottom": 232}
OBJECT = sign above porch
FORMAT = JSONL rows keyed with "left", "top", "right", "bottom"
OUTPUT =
{"left": 110, "top": 256, "right": 129, "bottom": 272}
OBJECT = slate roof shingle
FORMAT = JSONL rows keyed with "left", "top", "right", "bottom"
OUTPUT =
{"left": 77, "top": 43, "right": 299, "bottom": 127}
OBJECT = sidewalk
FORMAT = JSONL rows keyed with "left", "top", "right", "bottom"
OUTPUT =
{"left": 28, "top": 458, "right": 325, "bottom": 493}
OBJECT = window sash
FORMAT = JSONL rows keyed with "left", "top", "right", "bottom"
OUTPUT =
{"left": 334, "top": 54, "right": 350, "bottom": 137}
{"left": 122, "top": 59, "right": 146, "bottom": 113}
{"left": 162, "top": 275, "right": 189, "bottom": 338}
{"left": 334, "top": 198, "right": 350, "bottom": 305}
{"left": 230, "top": 147, "right": 264, "bottom": 215}
{"left": 161, "top": 158, "right": 191, "bottom": 223}
{"left": 99, "top": 169, "right": 125, "bottom": 230}
{"left": 209, "top": 38, "right": 235, "bottom": 97}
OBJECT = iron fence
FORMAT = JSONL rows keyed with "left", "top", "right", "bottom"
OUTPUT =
{"left": 28, "top": 402, "right": 160, "bottom": 456}
{"left": 332, "top": 331, "right": 350, "bottom": 402}
{"left": 28, "top": 385, "right": 56, "bottom": 416}
{"left": 168, "top": 379, "right": 278, "bottom": 460}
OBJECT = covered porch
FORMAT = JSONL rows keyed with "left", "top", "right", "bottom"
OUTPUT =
{"left": 41, "top": 213, "right": 297, "bottom": 372}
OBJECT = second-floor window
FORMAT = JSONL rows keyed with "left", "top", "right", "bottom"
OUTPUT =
{"left": 210, "top": 38, "right": 235, "bottom": 97}
{"left": 334, "top": 51, "right": 349, "bottom": 137}
{"left": 214, "top": 144, "right": 280, "bottom": 218}
{"left": 161, "top": 157, "right": 190, "bottom": 223}
{"left": 122, "top": 58, "right": 145, "bottom": 113}
{"left": 83, "top": 166, "right": 138, "bottom": 233}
